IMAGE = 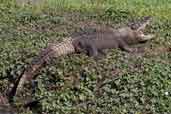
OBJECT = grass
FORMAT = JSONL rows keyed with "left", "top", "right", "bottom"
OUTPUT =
{"left": 0, "top": 0, "right": 171, "bottom": 114}
{"left": 45, "top": 0, "right": 171, "bottom": 19}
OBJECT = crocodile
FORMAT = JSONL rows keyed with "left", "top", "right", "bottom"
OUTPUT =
{"left": 16, "top": 16, "right": 154, "bottom": 94}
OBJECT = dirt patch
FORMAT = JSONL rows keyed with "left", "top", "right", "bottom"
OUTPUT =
{"left": 143, "top": 46, "right": 171, "bottom": 57}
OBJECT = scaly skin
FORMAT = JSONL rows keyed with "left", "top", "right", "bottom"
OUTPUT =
{"left": 72, "top": 16, "right": 154, "bottom": 58}
{"left": 0, "top": 93, "right": 15, "bottom": 114}
{"left": 16, "top": 16, "right": 154, "bottom": 94}
{"left": 16, "top": 38, "right": 75, "bottom": 94}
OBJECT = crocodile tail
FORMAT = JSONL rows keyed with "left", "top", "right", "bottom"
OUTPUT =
{"left": 0, "top": 93, "right": 9, "bottom": 105}
{"left": 16, "top": 38, "right": 75, "bottom": 94}
{"left": 0, "top": 93, "right": 15, "bottom": 114}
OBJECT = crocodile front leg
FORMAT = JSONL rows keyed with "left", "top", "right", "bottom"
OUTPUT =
{"left": 118, "top": 40, "right": 135, "bottom": 53}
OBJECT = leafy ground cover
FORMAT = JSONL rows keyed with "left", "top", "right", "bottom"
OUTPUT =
{"left": 0, "top": 0, "right": 171, "bottom": 114}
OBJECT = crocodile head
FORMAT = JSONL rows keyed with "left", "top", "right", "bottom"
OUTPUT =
{"left": 132, "top": 16, "right": 154, "bottom": 42}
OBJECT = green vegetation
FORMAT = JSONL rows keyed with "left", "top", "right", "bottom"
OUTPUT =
{"left": 0, "top": 0, "right": 171, "bottom": 114}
